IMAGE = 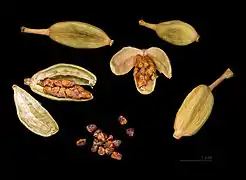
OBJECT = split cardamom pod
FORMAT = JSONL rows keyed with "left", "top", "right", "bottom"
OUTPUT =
{"left": 21, "top": 21, "right": 113, "bottom": 49}
{"left": 12, "top": 84, "right": 59, "bottom": 137}
{"left": 139, "top": 19, "right": 200, "bottom": 46}
{"left": 110, "top": 47, "right": 172, "bottom": 95}
{"left": 173, "top": 68, "right": 234, "bottom": 139}
{"left": 24, "top": 63, "right": 97, "bottom": 101}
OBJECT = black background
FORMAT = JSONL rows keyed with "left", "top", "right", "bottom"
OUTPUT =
{"left": 3, "top": 2, "right": 240, "bottom": 175}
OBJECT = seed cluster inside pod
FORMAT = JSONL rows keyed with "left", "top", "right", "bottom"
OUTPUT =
{"left": 39, "top": 78, "right": 92, "bottom": 99}
{"left": 133, "top": 54, "right": 157, "bottom": 91}
{"left": 110, "top": 47, "right": 172, "bottom": 95}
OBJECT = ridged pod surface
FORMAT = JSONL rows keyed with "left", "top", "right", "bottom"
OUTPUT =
{"left": 12, "top": 85, "right": 59, "bottom": 137}
{"left": 24, "top": 63, "right": 97, "bottom": 101}
{"left": 173, "top": 68, "right": 234, "bottom": 139}
{"left": 139, "top": 19, "right": 200, "bottom": 46}
{"left": 21, "top": 21, "right": 113, "bottom": 49}
{"left": 110, "top": 47, "right": 172, "bottom": 95}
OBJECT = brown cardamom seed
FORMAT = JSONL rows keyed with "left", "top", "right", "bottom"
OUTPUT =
{"left": 21, "top": 21, "right": 113, "bottom": 49}
{"left": 173, "top": 68, "right": 234, "bottom": 139}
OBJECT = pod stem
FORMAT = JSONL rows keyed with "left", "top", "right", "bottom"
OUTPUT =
{"left": 21, "top": 26, "right": 50, "bottom": 36}
{"left": 24, "top": 78, "right": 32, "bottom": 86}
{"left": 209, "top": 68, "right": 234, "bottom": 91}
{"left": 173, "top": 130, "right": 182, "bottom": 140}
{"left": 139, "top": 20, "right": 157, "bottom": 30}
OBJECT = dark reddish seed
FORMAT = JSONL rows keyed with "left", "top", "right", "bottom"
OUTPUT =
{"left": 98, "top": 146, "right": 105, "bottom": 156}
{"left": 107, "top": 135, "right": 114, "bottom": 141}
{"left": 93, "top": 129, "right": 102, "bottom": 138}
{"left": 112, "top": 140, "right": 122, "bottom": 148}
{"left": 105, "top": 147, "right": 114, "bottom": 155}
{"left": 111, "top": 152, "right": 122, "bottom": 160}
{"left": 93, "top": 138, "right": 103, "bottom": 146}
{"left": 86, "top": 124, "right": 97, "bottom": 133}
{"left": 104, "top": 140, "right": 114, "bottom": 148}
{"left": 126, "top": 128, "right": 134, "bottom": 136}
{"left": 76, "top": 139, "right": 86, "bottom": 146}
{"left": 118, "top": 115, "right": 127, "bottom": 125}
{"left": 97, "top": 132, "right": 106, "bottom": 142}
{"left": 91, "top": 145, "right": 98, "bottom": 153}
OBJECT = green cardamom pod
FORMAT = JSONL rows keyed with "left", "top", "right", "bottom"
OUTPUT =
{"left": 12, "top": 84, "right": 59, "bottom": 137}
{"left": 110, "top": 46, "right": 172, "bottom": 95}
{"left": 139, "top": 19, "right": 200, "bottom": 46}
{"left": 173, "top": 68, "right": 234, "bottom": 139}
{"left": 24, "top": 63, "right": 97, "bottom": 101}
{"left": 21, "top": 21, "right": 113, "bottom": 48}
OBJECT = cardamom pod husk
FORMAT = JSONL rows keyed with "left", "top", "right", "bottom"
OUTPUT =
{"left": 12, "top": 84, "right": 59, "bottom": 137}
{"left": 173, "top": 68, "right": 234, "bottom": 139}
{"left": 110, "top": 47, "right": 172, "bottom": 95}
{"left": 139, "top": 19, "right": 200, "bottom": 46}
{"left": 21, "top": 21, "right": 113, "bottom": 48}
{"left": 24, "top": 63, "right": 97, "bottom": 101}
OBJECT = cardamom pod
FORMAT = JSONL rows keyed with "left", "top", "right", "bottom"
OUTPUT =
{"left": 173, "top": 68, "right": 234, "bottom": 139}
{"left": 110, "top": 47, "right": 172, "bottom": 95}
{"left": 139, "top": 19, "right": 200, "bottom": 46}
{"left": 21, "top": 21, "right": 113, "bottom": 48}
{"left": 12, "top": 84, "right": 59, "bottom": 137}
{"left": 24, "top": 63, "right": 97, "bottom": 101}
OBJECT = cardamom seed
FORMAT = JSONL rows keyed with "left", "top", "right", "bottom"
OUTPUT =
{"left": 21, "top": 21, "right": 113, "bottom": 48}
{"left": 139, "top": 19, "right": 200, "bottom": 46}
{"left": 24, "top": 63, "right": 97, "bottom": 101}
{"left": 173, "top": 68, "right": 234, "bottom": 139}
{"left": 110, "top": 47, "right": 172, "bottom": 95}
{"left": 12, "top": 84, "right": 59, "bottom": 137}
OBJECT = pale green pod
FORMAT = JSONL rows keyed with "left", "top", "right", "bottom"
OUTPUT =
{"left": 139, "top": 19, "right": 200, "bottom": 46}
{"left": 110, "top": 47, "right": 172, "bottom": 95}
{"left": 21, "top": 21, "right": 113, "bottom": 49}
{"left": 173, "top": 68, "right": 234, "bottom": 139}
{"left": 24, "top": 63, "right": 97, "bottom": 101}
{"left": 12, "top": 84, "right": 59, "bottom": 137}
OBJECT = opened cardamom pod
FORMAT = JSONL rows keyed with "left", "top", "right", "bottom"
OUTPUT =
{"left": 21, "top": 21, "right": 113, "bottom": 48}
{"left": 24, "top": 63, "right": 97, "bottom": 101}
{"left": 110, "top": 47, "right": 172, "bottom": 95}
{"left": 173, "top": 68, "right": 234, "bottom": 139}
{"left": 139, "top": 19, "right": 200, "bottom": 46}
{"left": 12, "top": 84, "right": 59, "bottom": 137}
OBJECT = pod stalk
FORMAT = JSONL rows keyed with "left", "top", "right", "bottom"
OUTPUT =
{"left": 209, "top": 68, "right": 234, "bottom": 91}
{"left": 139, "top": 20, "right": 157, "bottom": 30}
{"left": 21, "top": 26, "right": 50, "bottom": 36}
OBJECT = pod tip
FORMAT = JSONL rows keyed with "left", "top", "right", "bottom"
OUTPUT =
{"left": 196, "top": 35, "right": 200, "bottom": 42}
{"left": 12, "top": 84, "right": 17, "bottom": 89}
{"left": 20, "top": 26, "right": 25, "bottom": 32}
{"left": 173, "top": 130, "right": 182, "bottom": 140}
{"left": 109, "top": 39, "right": 114, "bottom": 46}
{"left": 24, "top": 78, "right": 32, "bottom": 86}
{"left": 139, "top": 19, "right": 145, "bottom": 25}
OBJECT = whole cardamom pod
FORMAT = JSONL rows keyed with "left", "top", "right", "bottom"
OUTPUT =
{"left": 21, "top": 21, "right": 113, "bottom": 48}
{"left": 12, "top": 84, "right": 59, "bottom": 137}
{"left": 139, "top": 19, "right": 200, "bottom": 46}
{"left": 173, "top": 68, "right": 234, "bottom": 139}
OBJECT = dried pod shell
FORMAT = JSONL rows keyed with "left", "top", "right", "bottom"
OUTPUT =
{"left": 110, "top": 47, "right": 172, "bottom": 95}
{"left": 24, "top": 63, "right": 96, "bottom": 101}
{"left": 139, "top": 19, "right": 200, "bottom": 46}
{"left": 12, "top": 84, "right": 59, "bottom": 137}
{"left": 21, "top": 21, "right": 113, "bottom": 48}
{"left": 173, "top": 68, "right": 234, "bottom": 139}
